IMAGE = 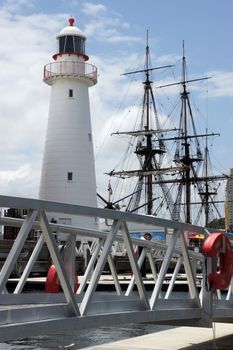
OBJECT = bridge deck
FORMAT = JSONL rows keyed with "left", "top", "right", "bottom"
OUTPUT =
{"left": 0, "top": 293, "right": 202, "bottom": 341}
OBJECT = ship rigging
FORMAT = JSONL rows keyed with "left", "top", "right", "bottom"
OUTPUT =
{"left": 105, "top": 38, "right": 227, "bottom": 227}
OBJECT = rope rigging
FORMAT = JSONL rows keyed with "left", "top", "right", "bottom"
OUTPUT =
{"left": 99, "top": 38, "right": 227, "bottom": 227}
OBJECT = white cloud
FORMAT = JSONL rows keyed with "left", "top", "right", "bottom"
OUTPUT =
{"left": 1, "top": 0, "right": 36, "bottom": 13}
{"left": 81, "top": 2, "right": 138, "bottom": 45}
{"left": 207, "top": 71, "right": 233, "bottom": 97}
{"left": 82, "top": 2, "right": 107, "bottom": 16}
{"left": 0, "top": 164, "right": 30, "bottom": 182}
{"left": 155, "top": 53, "right": 181, "bottom": 66}
{"left": 0, "top": 164, "right": 40, "bottom": 198}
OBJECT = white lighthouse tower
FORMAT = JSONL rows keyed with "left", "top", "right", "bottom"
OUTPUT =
{"left": 39, "top": 17, "right": 97, "bottom": 233}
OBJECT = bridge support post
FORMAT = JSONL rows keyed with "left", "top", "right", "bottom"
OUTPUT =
{"left": 64, "top": 234, "right": 76, "bottom": 290}
{"left": 200, "top": 256, "right": 213, "bottom": 327}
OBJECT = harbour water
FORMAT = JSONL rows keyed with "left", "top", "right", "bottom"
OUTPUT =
{"left": 1, "top": 323, "right": 233, "bottom": 350}
{"left": 0, "top": 324, "right": 233, "bottom": 350}
{"left": 0, "top": 323, "right": 171, "bottom": 349}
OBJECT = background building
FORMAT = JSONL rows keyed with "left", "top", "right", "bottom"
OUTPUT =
{"left": 225, "top": 168, "right": 233, "bottom": 231}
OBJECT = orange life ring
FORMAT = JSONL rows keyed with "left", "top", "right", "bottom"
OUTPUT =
{"left": 202, "top": 233, "right": 233, "bottom": 290}
{"left": 45, "top": 265, "right": 78, "bottom": 293}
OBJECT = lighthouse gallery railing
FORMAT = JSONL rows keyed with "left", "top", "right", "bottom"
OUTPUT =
{"left": 44, "top": 61, "right": 97, "bottom": 84}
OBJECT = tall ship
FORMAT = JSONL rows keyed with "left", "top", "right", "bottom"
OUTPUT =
{"left": 102, "top": 38, "right": 228, "bottom": 231}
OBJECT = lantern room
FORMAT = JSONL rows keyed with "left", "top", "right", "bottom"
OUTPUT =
{"left": 53, "top": 17, "right": 89, "bottom": 61}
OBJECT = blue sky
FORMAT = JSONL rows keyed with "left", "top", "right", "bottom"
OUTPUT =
{"left": 0, "top": 0, "right": 232, "bottom": 203}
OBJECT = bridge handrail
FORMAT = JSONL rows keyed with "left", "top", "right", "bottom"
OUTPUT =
{"left": 0, "top": 195, "right": 207, "bottom": 234}
{"left": 0, "top": 215, "right": 204, "bottom": 262}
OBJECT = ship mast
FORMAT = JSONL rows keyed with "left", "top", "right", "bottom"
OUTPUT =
{"left": 176, "top": 42, "right": 200, "bottom": 223}
{"left": 107, "top": 32, "right": 176, "bottom": 215}
{"left": 196, "top": 130, "right": 222, "bottom": 226}
{"left": 158, "top": 43, "right": 205, "bottom": 223}
{"left": 141, "top": 32, "right": 163, "bottom": 214}
{"left": 157, "top": 42, "right": 227, "bottom": 225}
{"left": 202, "top": 131, "right": 216, "bottom": 225}
{"left": 143, "top": 33, "right": 153, "bottom": 214}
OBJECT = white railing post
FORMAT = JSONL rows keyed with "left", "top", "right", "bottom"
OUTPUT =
{"left": 125, "top": 248, "right": 146, "bottom": 296}
{"left": 150, "top": 229, "right": 180, "bottom": 309}
{"left": 121, "top": 222, "right": 150, "bottom": 310}
{"left": 165, "top": 257, "right": 183, "bottom": 299}
{"left": 14, "top": 234, "right": 45, "bottom": 294}
{"left": 107, "top": 254, "right": 122, "bottom": 295}
{"left": 77, "top": 239, "right": 103, "bottom": 294}
{"left": 180, "top": 230, "right": 200, "bottom": 305}
{"left": 79, "top": 220, "right": 121, "bottom": 315}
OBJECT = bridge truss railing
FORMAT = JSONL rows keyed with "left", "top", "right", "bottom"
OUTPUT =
{"left": 0, "top": 195, "right": 231, "bottom": 341}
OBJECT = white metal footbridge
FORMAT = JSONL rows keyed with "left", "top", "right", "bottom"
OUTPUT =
{"left": 0, "top": 195, "right": 232, "bottom": 342}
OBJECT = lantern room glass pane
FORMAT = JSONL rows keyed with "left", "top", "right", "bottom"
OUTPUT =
{"left": 74, "top": 37, "right": 85, "bottom": 54}
{"left": 59, "top": 36, "right": 65, "bottom": 52}
{"left": 65, "top": 36, "right": 74, "bottom": 52}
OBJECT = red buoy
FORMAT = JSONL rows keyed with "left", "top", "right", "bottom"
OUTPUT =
{"left": 45, "top": 265, "right": 78, "bottom": 293}
{"left": 202, "top": 233, "right": 233, "bottom": 290}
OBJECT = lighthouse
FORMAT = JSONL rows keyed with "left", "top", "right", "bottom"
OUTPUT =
{"left": 39, "top": 18, "right": 98, "bottom": 233}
